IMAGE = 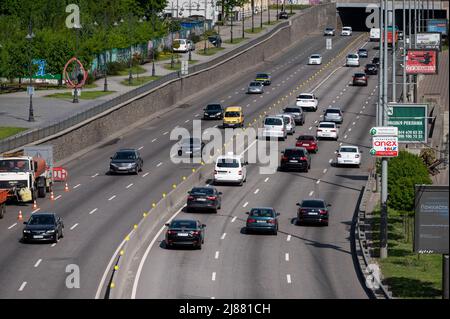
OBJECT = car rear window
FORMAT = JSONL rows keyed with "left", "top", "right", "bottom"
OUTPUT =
{"left": 297, "top": 135, "right": 314, "bottom": 141}
{"left": 284, "top": 149, "right": 305, "bottom": 157}
{"left": 340, "top": 147, "right": 358, "bottom": 153}
{"left": 325, "top": 109, "right": 341, "bottom": 114}
{"left": 354, "top": 73, "right": 366, "bottom": 77}
{"left": 319, "top": 123, "right": 335, "bottom": 128}
{"left": 225, "top": 111, "right": 240, "bottom": 117}
{"left": 256, "top": 74, "right": 268, "bottom": 79}
{"left": 301, "top": 200, "right": 325, "bottom": 208}
{"left": 250, "top": 208, "right": 275, "bottom": 217}
{"left": 171, "top": 220, "right": 196, "bottom": 229}
{"left": 298, "top": 95, "right": 313, "bottom": 99}
{"left": 265, "top": 118, "right": 283, "bottom": 126}
{"left": 348, "top": 54, "right": 358, "bottom": 59}
{"left": 285, "top": 107, "right": 301, "bottom": 113}
{"left": 311, "top": 55, "right": 321, "bottom": 59}
{"left": 358, "top": 49, "right": 367, "bottom": 52}
{"left": 250, "top": 82, "right": 261, "bottom": 86}
{"left": 191, "top": 187, "right": 214, "bottom": 195}
{"left": 217, "top": 158, "right": 239, "bottom": 168}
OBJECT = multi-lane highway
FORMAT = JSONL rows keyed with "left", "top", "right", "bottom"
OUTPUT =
{"left": 0, "top": 30, "right": 376, "bottom": 299}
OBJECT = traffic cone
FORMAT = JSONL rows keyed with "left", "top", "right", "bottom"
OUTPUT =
{"left": 64, "top": 183, "right": 69, "bottom": 192}
{"left": 33, "top": 200, "right": 37, "bottom": 209}
{"left": 18, "top": 210, "right": 23, "bottom": 221}
{"left": 50, "top": 191, "right": 55, "bottom": 201}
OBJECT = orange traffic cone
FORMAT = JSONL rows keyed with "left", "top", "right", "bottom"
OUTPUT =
{"left": 33, "top": 200, "right": 37, "bottom": 209}
{"left": 50, "top": 191, "right": 55, "bottom": 201}
{"left": 18, "top": 210, "right": 23, "bottom": 221}
{"left": 64, "top": 183, "right": 69, "bottom": 192}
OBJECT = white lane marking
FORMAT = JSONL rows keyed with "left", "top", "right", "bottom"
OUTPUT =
{"left": 89, "top": 208, "right": 98, "bottom": 215}
{"left": 323, "top": 169, "right": 328, "bottom": 174}
{"left": 220, "top": 99, "right": 225, "bottom": 103}
{"left": 231, "top": 216, "right": 237, "bottom": 223}
{"left": 316, "top": 180, "right": 321, "bottom": 184}
{"left": 254, "top": 189, "right": 259, "bottom": 194}
{"left": 215, "top": 251, "right": 220, "bottom": 259}
{"left": 163, "top": 131, "right": 169, "bottom": 135}
{"left": 54, "top": 195, "right": 62, "bottom": 200}
{"left": 18, "top": 282, "right": 27, "bottom": 292}
{"left": 356, "top": 116, "right": 360, "bottom": 119}
{"left": 195, "top": 114, "right": 200, "bottom": 117}
{"left": 8, "top": 223, "right": 17, "bottom": 230}
{"left": 344, "top": 135, "right": 348, "bottom": 139}
{"left": 314, "top": 120, "right": 318, "bottom": 124}
{"left": 287, "top": 235, "right": 291, "bottom": 242}
{"left": 309, "top": 191, "right": 314, "bottom": 197}
{"left": 287, "top": 274, "right": 292, "bottom": 284}
{"left": 156, "top": 162, "right": 163, "bottom": 167}
{"left": 51, "top": 243, "right": 56, "bottom": 247}
{"left": 91, "top": 173, "right": 99, "bottom": 178}
{"left": 212, "top": 272, "right": 216, "bottom": 281}
{"left": 31, "top": 208, "right": 40, "bottom": 214}
{"left": 243, "top": 202, "right": 248, "bottom": 208}
{"left": 184, "top": 120, "right": 190, "bottom": 123}
{"left": 108, "top": 195, "right": 116, "bottom": 201}
{"left": 126, "top": 183, "right": 134, "bottom": 189}
{"left": 220, "top": 233, "right": 227, "bottom": 240}
{"left": 285, "top": 253, "right": 290, "bottom": 262}
{"left": 138, "top": 146, "right": 144, "bottom": 150}
{"left": 73, "top": 184, "right": 81, "bottom": 189}
{"left": 329, "top": 159, "right": 333, "bottom": 163}
{"left": 352, "top": 122, "right": 356, "bottom": 125}
{"left": 339, "top": 142, "right": 343, "bottom": 146}
{"left": 348, "top": 128, "right": 352, "bottom": 132}
{"left": 143, "top": 172, "right": 150, "bottom": 177}
{"left": 264, "top": 177, "right": 269, "bottom": 182}
{"left": 34, "top": 259, "right": 42, "bottom": 268}
{"left": 309, "top": 126, "right": 313, "bottom": 130}
{"left": 70, "top": 223, "right": 79, "bottom": 230}
{"left": 152, "top": 138, "right": 157, "bottom": 143}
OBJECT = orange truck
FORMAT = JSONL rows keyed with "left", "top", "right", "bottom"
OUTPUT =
{"left": 0, "top": 189, "right": 7, "bottom": 218}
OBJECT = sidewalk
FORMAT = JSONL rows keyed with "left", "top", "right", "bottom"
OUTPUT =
{"left": 0, "top": 9, "right": 300, "bottom": 130}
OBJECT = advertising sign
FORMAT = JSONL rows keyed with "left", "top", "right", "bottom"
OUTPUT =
{"left": 405, "top": 49, "right": 438, "bottom": 75}
{"left": 370, "top": 136, "right": 398, "bottom": 157}
{"left": 426, "top": 19, "right": 448, "bottom": 36}
{"left": 387, "top": 103, "right": 428, "bottom": 143}
{"left": 370, "top": 127, "right": 398, "bottom": 137}
{"left": 416, "top": 32, "right": 441, "bottom": 51}
{"left": 414, "top": 185, "right": 449, "bottom": 254}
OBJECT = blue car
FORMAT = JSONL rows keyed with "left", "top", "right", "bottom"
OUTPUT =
{"left": 245, "top": 207, "right": 279, "bottom": 235}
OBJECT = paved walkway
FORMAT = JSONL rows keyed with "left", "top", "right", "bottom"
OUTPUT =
{"left": 0, "top": 9, "right": 299, "bottom": 130}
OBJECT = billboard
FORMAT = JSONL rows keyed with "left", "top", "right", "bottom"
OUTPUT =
{"left": 414, "top": 185, "right": 449, "bottom": 254}
{"left": 426, "top": 19, "right": 448, "bottom": 36}
{"left": 370, "top": 136, "right": 398, "bottom": 157}
{"left": 387, "top": 103, "right": 428, "bottom": 143}
{"left": 416, "top": 32, "right": 441, "bottom": 51}
{"left": 405, "top": 49, "right": 438, "bottom": 75}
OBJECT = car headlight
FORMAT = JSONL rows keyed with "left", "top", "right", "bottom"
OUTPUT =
{"left": 110, "top": 163, "right": 118, "bottom": 167}
{"left": 23, "top": 230, "right": 31, "bottom": 233}
{"left": 129, "top": 163, "right": 137, "bottom": 167}
{"left": 46, "top": 230, "right": 55, "bottom": 234}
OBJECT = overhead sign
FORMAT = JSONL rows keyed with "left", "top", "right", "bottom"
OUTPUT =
{"left": 416, "top": 32, "right": 442, "bottom": 51}
{"left": 387, "top": 103, "right": 428, "bottom": 143}
{"left": 414, "top": 185, "right": 449, "bottom": 254}
{"left": 426, "top": 19, "right": 448, "bottom": 36}
{"left": 406, "top": 49, "right": 438, "bottom": 75}
{"left": 370, "top": 136, "right": 398, "bottom": 157}
{"left": 370, "top": 127, "right": 398, "bottom": 137}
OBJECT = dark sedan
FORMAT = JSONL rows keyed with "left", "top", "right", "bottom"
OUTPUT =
{"left": 186, "top": 187, "right": 222, "bottom": 213}
{"left": 372, "top": 56, "right": 380, "bottom": 66}
{"left": 278, "top": 11, "right": 289, "bottom": 19}
{"left": 353, "top": 72, "right": 368, "bottom": 86}
{"left": 22, "top": 212, "right": 64, "bottom": 243}
{"left": 109, "top": 149, "right": 143, "bottom": 174}
{"left": 208, "top": 34, "right": 222, "bottom": 47}
{"left": 296, "top": 135, "right": 319, "bottom": 153}
{"left": 245, "top": 207, "right": 279, "bottom": 235}
{"left": 296, "top": 199, "right": 331, "bottom": 226}
{"left": 279, "top": 147, "right": 311, "bottom": 172}
{"left": 203, "top": 103, "right": 224, "bottom": 120}
{"left": 165, "top": 219, "right": 206, "bottom": 249}
{"left": 365, "top": 63, "right": 378, "bottom": 75}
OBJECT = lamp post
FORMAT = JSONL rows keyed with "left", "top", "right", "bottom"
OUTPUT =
{"left": 128, "top": 16, "right": 133, "bottom": 86}
{"left": 26, "top": 19, "right": 35, "bottom": 122}
{"left": 72, "top": 22, "right": 82, "bottom": 103}
{"left": 242, "top": 5, "right": 245, "bottom": 39}
{"left": 252, "top": 0, "right": 255, "bottom": 32}
{"left": 276, "top": 0, "right": 279, "bottom": 21}
{"left": 260, "top": 0, "right": 263, "bottom": 29}
{"left": 268, "top": 0, "right": 270, "bottom": 25}
{"left": 230, "top": 4, "right": 234, "bottom": 43}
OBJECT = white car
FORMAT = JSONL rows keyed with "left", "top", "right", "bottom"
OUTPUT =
{"left": 308, "top": 54, "right": 322, "bottom": 65}
{"left": 341, "top": 26, "right": 352, "bottom": 36}
{"left": 336, "top": 145, "right": 361, "bottom": 167}
{"left": 316, "top": 121, "right": 339, "bottom": 140}
{"left": 262, "top": 116, "right": 287, "bottom": 141}
{"left": 276, "top": 113, "right": 295, "bottom": 135}
{"left": 346, "top": 53, "right": 360, "bottom": 67}
{"left": 296, "top": 93, "right": 318, "bottom": 111}
{"left": 213, "top": 153, "right": 247, "bottom": 186}
{"left": 172, "top": 39, "right": 194, "bottom": 53}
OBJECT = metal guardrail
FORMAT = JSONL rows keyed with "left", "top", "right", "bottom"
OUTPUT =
{"left": 0, "top": 20, "right": 290, "bottom": 154}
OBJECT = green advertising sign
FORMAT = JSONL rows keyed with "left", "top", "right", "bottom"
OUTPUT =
{"left": 387, "top": 103, "right": 428, "bottom": 143}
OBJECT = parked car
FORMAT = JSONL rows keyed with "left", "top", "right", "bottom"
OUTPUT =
{"left": 324, "top": 107, "right": 343, "bottom": 124}
{"left": 109, "top": 149, "right": 143, "bottom": 174}
{"left": 353, "top": 72, "right": 368, "bottom": 86}
{"left": 346, "top": 53, "right": 360, "bottom": 67}
{"left": 336, "top": 145, "right": 362, "bottom": 167}
{"left": 308, "top": 54, "right": 322, "bottom": 65}
{"left": 279, "top": 147, "right": 311, "bottom": 172}
{"left": 213, "top": 153, "right": 247, "bottom": 186}
{"left": 324, "top": 27, "right": 335, "bottom": 36}
{"left": 208, "top": 34, "right": 222, "bottom": 47}
{"left": 22, "top": 212, "right": 64, "bottom": 243}
{"left": 283, "top": 106, "right": 305, "bottom": 125}
{"left": 172, "top": 39, "right": 194, "bottom": 53}
{"left": 223, "top": 106, "right": 244, "bottom": 128}
{"left": 177, "top": 137, "right": 205, "bottom": 158}
{"left": 276, "top": 113, "right": 296, "bottom": 135}
{"left": 341, "top": 26, "right": 353, "bottom": 36}
{"left": 296, "top": 135, "right": 319, "bottom": 153}
{"left": 316, "top": 121, "right": 339, "bottom": 140}
{"left": 296, "top": 93, "right": 318, "bottom": 111}
{"left": 357, "top": 48, "right": 368, "bottom": 58}
{"left": 245, "top": 207, "right": 279, "bottom": 235}
{"left": 365, "top": 63, "right": 378, "bottom": 75}
{"left": 165, "top": 219, "right": 206, "bottom": 249}
{"left": 262, "top": 116, "right": 287, "bottom": 141}
{"left": 296, "top": 199, "right": 331, "bottom": 226}
{"left": 255, "top": 73, "right": 271, "bottom": 85}
{"left": 247, "top": 81, "right": 264, "bottom": 94}
{"left": 278, "top": 11, "right": 289, "bottom": 19}
{"left": 203, "top": 103, "right": 224, "bottom": 120}
{"left": 186, "top": 186, "right": 222, "bottom": 213}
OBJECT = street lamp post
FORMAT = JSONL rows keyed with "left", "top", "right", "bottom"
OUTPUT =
{"left": 26, "top": 19, "right": 35, "bottom": 122}
{"left": 230, "top": 5, "right": 233, "bottom": 43}
{"left": 73, "top": 22, "right": 82, "bottom": 103}
{"left": 252, "top": 0, "right": 255, "bottom": 32}
{"left": 277, "top": 0, "right": 279, "bottom": 21}
{"left": 242, "top": 6, "right": 245, "bottom": 39}
{"left": 268, "top": 0, "right": 270, "bottom": 25}
{"left": 260, "top": 0, "right": 263, "bottom": 29}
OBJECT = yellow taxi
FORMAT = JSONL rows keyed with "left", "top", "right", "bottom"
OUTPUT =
{"left": 223, "top": 106, "right": 244, "bottom": 128}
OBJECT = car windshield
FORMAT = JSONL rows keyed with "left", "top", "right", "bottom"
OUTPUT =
{"left": 348, "top": 54, "right": 358, "bottom": 59}
{"left": 301, "top": 200, "right": 326, "bottom": 208}
{"left": 340, "top": 147, "right": 358, "bottom": 153}
{"left": 358, "top": 49, "right": 367, "bottom": 53}
{"left": 373, "top": 57, "right": 379, "bottom": 62}
{"left": 265, "top": 118, "right": 283, "bottom": 126}
{"left": 250, "top": 82, "right": 261, "bottom": 87}
{"left": 250, "top": 208, "right": 275, "bottom": 217}
{"left": 366, "top": 64, "right": 375, "bottom": 68}
{"left": 326, "top": 109, "right": 341, "bottom": 114}
{"left": 284, "top": 149, "right": 305, "bottom": 157}
{"left": 285, "top": 107, "right": 301, "bottom": 113}
{"left": 206, "top": 104, "right": 221, "bottom": 110}
{"left": 311, "top": 55, "right": 321, "bottom": 59}
{"left": 170, "top": 220, "right": 196, "bottom": 229}
{"left": 217, "top": 158, "right": 239, "bottom": 168}
{"left": 343, "top": 27, "right": 351, "bottom": 30}
{"left": 319, "top": 123, "right": 335, "bottom": 128}
{"left": 28, "top": 215, "right": 55, "bottom": 225}
{"left": 298, "top": 135, "right": 314, "bottom": 141}
{"left": 0, "top": 159, "right": 30, "bottom": 172}
{"left": 181, "top": 138, "right": 201, "bottom": 145}
{"left": 326, "top": 28, "right": 333, "bottom": 31}
{"left": 298, "top": 95, "right": 313, "bottom": 99}
{"left": 225, "top": 111, "right": 240, "bottom": 117}
{"left": 113, "top": 152, "right": 136, "bottom": 160}
{"left": 191, "top": 187, "right": 214, "bottom": 195}
{"left": 256, "top": 74, "right": 268, "bottom": 79}
{"left": 355, "top": 73, "right": 366, "bottom": 77}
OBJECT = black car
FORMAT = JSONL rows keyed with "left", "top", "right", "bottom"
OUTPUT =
{"left": 208, "top": 34, "right": 222, "bottom": 47}
{"left": 186, "top": 186, "right": 222, "bottom": 213}
{"left": 165, "top": 219, "right": 206, "bottom": 249}
{"left": 278, "top": 11, "right": 289, "bottom": 19}
{"left": 279, "top": 147, "right": 311, "bottom": 172}
{"left": 296, "top": 199, "right": 331, "bottom": 226}
{"left": 357, "top": 48, "right": 368, "bottom": 58}
{"left": 372, "top": 56, "right": 380, "bottom": 66}
{"left": 203, "top": 103, "right": 224, "bottom": 120}
{"left": 22, "top": 212, "right": 64, "bottom": 243}
{"left": 109, "top": 149, "right": 143, "bottom": 174}
{"left": 365, "top": 63, "right": 378, "bottom": 75}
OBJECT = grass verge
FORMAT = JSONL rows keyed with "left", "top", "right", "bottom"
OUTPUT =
{"left": 196, "top": 47, "right": 225, "bottom": 56}
{"left": 163, "top": 60, "right": 198, "bottom": 71}
{"left": 245, "top": 27, "right": 265, "bottom": 34}
{"left": 156, "top": 52, "right": 181, "bottom": 61}
{"left": 120, "top": 76, "right": 161, "bottom": 86}
{"left": 224, "top": 37, "right": 248, "bottom": 45}
{"left": 0, "top": 127, "right": 27, "bottom": 140}
{"left": 117, "top": 65, "right": 146, "bottom": 76}
{"left": 45, "top": 90, "right": 115, "bottom": 100}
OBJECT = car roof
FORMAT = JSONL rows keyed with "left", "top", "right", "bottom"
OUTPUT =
{"left": 225, "top": 106, "right": 242, "bottom": 111}
{"left": 311, "top": 54, "right": 321, "bottom": 56}
{"left": 216, "top": 154, "right": 241, "bottom": 160}
{"left": 171, "top": 219, "right": 198, "bottom": 223}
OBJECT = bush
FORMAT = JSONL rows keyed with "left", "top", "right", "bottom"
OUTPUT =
{"left": 387, "top": 150, "right": 432, "bottom": 211}
{"left": 106, "top": 61, "right": 128, "bottom": 76}
{"left": 189, "top": 33, "right": 201, "bottom": 43}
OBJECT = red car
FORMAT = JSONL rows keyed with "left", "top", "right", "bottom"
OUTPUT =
{"left": 353, "top": 72, "right": 368, "bottom": 86}
{"left": 296, "top": 135, "right": 319, "bottom": 153}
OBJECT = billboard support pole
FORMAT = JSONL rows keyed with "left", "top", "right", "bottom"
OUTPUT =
{"left": 392, "top": 0, "right": 396, "bottom": 102}
{"left": 403, "top": 0, "right": 407, "bottom": 102}
{"left": 378, "top": 0, "right": 384, "bottom": 127}
{"left": 408, "top": 0, "right": 412, "bottom": 101}
{"left": 444, "top": 255, "right": 449, "bottom": 299}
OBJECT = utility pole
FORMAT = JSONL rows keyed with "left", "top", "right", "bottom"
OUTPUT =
{"left": 408, "top": 0, "right": 411, "bottom": 101}
{"left": 251, "top": 0, "right": 255, "bottom": 32}
{"left": 268, "top": 0, "right": 270, "bottom": 25}
{"left": 260, "top": 0, "right": 263, "bottom": 29}
{"left": 403, "top": 0, "right": 407, "bottom": 103}
{"left": 392, "top": 0, "right": 396, "bottom": 103}
{"left": 242, "top": 6, "right": 245, "bottom": 39}
{"left": 378, "top": 0, "right": 384, "bottom": 127}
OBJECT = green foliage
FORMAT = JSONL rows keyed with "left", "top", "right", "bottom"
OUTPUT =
{"left": 387, "top": 151, "right": 432, "bottom": 211}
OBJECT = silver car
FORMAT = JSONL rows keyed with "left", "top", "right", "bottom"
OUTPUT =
{"left": 177, "top": 137, "right": 205, "bottom": 158}
{"left": 276, "top": 113, "right": 296, "bottom": 135}
{"left": 283, "top": 106, "right": 305, "bottom": 125}
{"left": 247, "top": 81, "right": 264, "bottom": 94}
{"left": 324, "top": 107, "right": 343, "bottom": 124}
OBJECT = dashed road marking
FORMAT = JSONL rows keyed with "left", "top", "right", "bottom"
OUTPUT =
{"left": 254, "top": 189, "right": 259, "bottom": 194}
{"left": 220, "top": 233, "right": 226, "bottom": 240}
{"left": 243, "top": 202, "right": 248, "bottom": 208}
{"left": 138, "top": 146, "right": 144, "bottom": 150}
{"left": 309, "top": 191, "right": 314, "bottom": 196}
{"left": 152, "top": 138, "right": 157, "bottom": 143}
{"left": 108, "top": 195, "right": 116, "bottom": 201}
{"left": 89, "top": 208, "right": 98, "bottom": 215}
{"left": 91, "top": 173, "right": 99, "bottom": 178}
{"left": 8, "top": 223, "right": 17, "bottom": 230}
{"left": 215, "top": 251, "right": 220, "bottom": 259}
{"left": 163, "top": 131, "right": 169, "bottom": 135}
{"left": 54, "top": 195, "right": 62, "bottom": 200}
{"left": 264, "top": 177, "right": 269, "bottom": 182}
{"left": 143, "top": 172, "right": 150, "bottom": 177}
{"left": 231, "top": 216, "right": 237, "bottom": 223}
{"left": 286, "top": 274, "right": 292, "bottom": 284}
{"left": 316, "top": 180, "right": 321, "bottom": 184}
{"left": 212, "top": 272, "right": 216, "bottom": 281}
{"left": 285, "top": 253, "right": 290, "bottom": 262}
{"left": 323, "top": 169, "right": 327, "bottom": 174}
{"left": 34, "top": 259, "right": 42, "bottom": 268}
{"left": 126, "top": 183, "right": 134, "bottom": 189}
{"left": 18, "top": 282, "right": 27, "bottom": 292}
{"left": 287, "top": 235, "right": 291, "bottom": 242}
{"left": 156, "top": 162, "right": 163, "bottom": 167}
{"left": 70, "top": 223, "right": 79, "bottom": 230}
{"left": 73, "top": 184, "right": 81, "bottom": 189}
{"left": 51, "top": 243, "right": 56, "bottom": 247}
{"left": 329, "top": 159, "right": 333, "bottom": 163}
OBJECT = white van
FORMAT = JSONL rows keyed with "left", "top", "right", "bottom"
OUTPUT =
{"left": 213, "top": 153, "right": 247, "bottom": 186}
{"left": 276, "top": 113, "right": 295, "bottom": 135}
{"left": 262, "top": 116, "right": 287, "bottom": 141}
{"left": 370, "top": 28, "right": 380, "bottom": 41}
{"left": 346, "top": 53, "right": 360, "bottom": 67}
{"left": 172, "top": 39, "right": 194, "bottom": 53}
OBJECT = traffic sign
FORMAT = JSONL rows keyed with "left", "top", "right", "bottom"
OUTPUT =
{"left": 27, "top": 86, "right": 35, "bottom": 96}
{"left": 387, "top": 103, "right": 428, "bottom": 143}
{"left": 370, "top": 136, "right": 399, "bottom": 157}
{"left": 181, "top": 60, "right": 189, "bottom": 76}
{"left": 369, "top": 126, "right": 398, "bottom": 136}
